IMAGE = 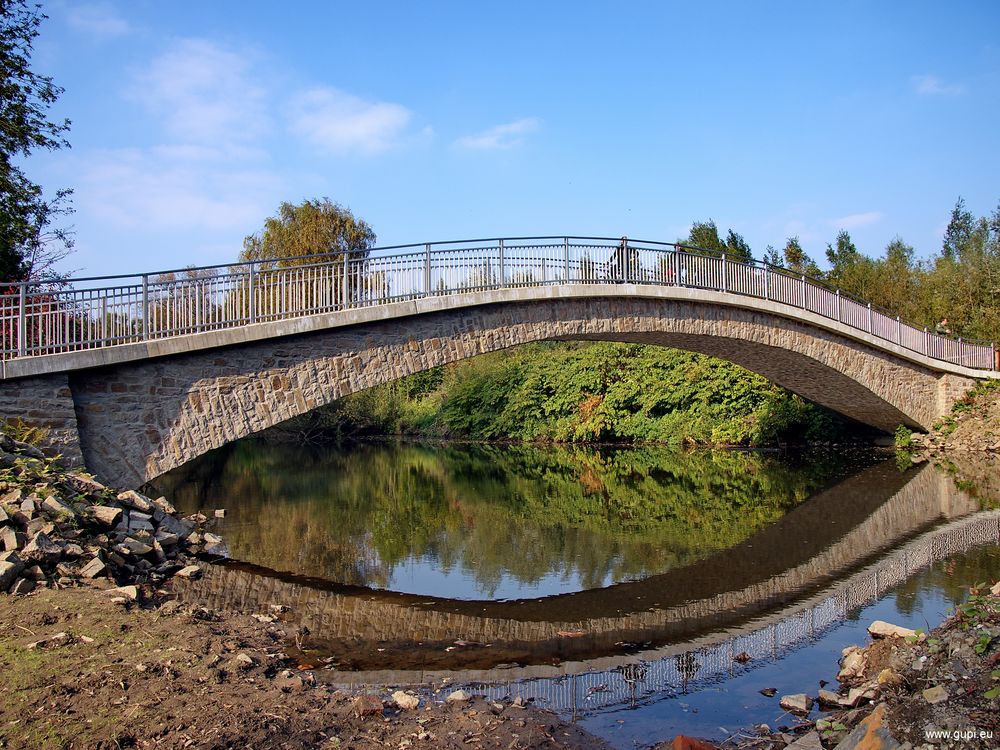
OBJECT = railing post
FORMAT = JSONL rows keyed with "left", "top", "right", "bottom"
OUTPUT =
{"left": 17, "top": 284, "right": 26, "bottom": 356}
{"left": 836, "top": 289, "right": 841, "bottom": 323}
{"left": 342, "top": 250, "right": 349, "bottom": 308}
{"left": 896, "top": 316, "right": 901, "bottom": 344}
{"left": 424, "top": 243, "right": 432, "bottom": 296}
{"left": 867, "top": 302, "right": 873, "bottom": 333}
{"left": 141, "top": 274, "right": 149, "bottom": 340}
{"left": 721, "top": 253, "right": 728, "bottom": 292}
{"left": 248, "top": 263, "right": 257, "bottom": 323}
{"left": 958, "top": 337, "right": 962, "bottom": 365}
{"left": 801, "top": 275, "right": 806, "bottom": 308}
{"left": 563, "top": 237, "right": 570, "bottom": 282}
{"left": 763, "top": 263, "right": 769, "bottom": 300}
{"left": 498, "top": 238, "right": 505, "bottom": 288}
{"left": 924, "top": 327, "right": 929, "bottom": 356}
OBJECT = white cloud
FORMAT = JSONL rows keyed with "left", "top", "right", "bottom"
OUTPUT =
{"left": 131, "top": 39, "right": 270, "bottom": 144}
{"left": 454, "top": 118, "right": 540, "bottom": 150}
{"left": 830, "top": 211, "right": 882, "bottom": 230}
{"left": 66, "top": 2, "right": 130, "bottom": 39}
{"left": 288, "top": 87, "right": 414, "bottom": 154}
{"left": 77, "top": 148, "right": 281, "bottom": 232}
{"left": 912, "top": 74, "right": 966, "bottom": 96}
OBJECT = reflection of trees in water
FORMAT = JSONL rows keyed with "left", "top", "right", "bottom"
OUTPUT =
{"left": 891, "top": 546, "right": 1000, "bottom": 616}
{"left": 150, "top": 441, "right": 870, "bottom": 595}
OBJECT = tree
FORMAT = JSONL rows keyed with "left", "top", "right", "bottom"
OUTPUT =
{"left": 240, "top": 199, "right": 375, "bottom": 268}
{"left": 942, "top": 197, "right": 975, "bottom": 261}
{"left": 1, "top": 0, "right": 73, "bottom": 282}
{"left": 684, "top": 220, "right": 753, "bottom": 262}
{"left": 724, "top": 229, "right": 753, "bottom": 263}
{"left": 782, "top": 236, "right": 819, "bottom": 276}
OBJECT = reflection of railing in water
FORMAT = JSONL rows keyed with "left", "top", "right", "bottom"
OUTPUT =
{"left": 1, "top": 236, "right": 995, "bottom": 369}
{"left": 467, "top": 510, "right": 1000, "bottom": 716}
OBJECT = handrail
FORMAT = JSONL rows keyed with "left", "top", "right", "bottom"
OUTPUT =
{"left": 0, "top": 236, "right": 995, "bottom": 370}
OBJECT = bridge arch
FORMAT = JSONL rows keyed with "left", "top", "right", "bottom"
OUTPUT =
{"left": 39, "top": 285, "right": 977, "bottom": 488}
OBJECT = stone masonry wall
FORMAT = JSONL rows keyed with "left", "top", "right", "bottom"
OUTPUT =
{"left": 62, "top": 297, "right": 975, "bottom": 488}
{"left": 0, "top": 372, "right": 84, "bottom": 468}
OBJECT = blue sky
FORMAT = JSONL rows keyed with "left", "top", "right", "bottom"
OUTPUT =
{"left": 26, "top": 1, "right": 1000, "bottom": 278}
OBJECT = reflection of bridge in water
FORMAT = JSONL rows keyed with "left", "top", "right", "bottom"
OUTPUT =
{"left": 175, "top": 463, "right": 992, "bottom": 691}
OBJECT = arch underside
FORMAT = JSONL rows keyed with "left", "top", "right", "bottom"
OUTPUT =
{"left": 68, "top": 297, "right": 968, "bottom": 488}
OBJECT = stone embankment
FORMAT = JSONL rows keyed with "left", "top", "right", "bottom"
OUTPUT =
{"left": 0, "top": 432, "right": 219, "bottom": 597}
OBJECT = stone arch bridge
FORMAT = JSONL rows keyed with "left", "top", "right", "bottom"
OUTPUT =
{"left": 0, "top": 236, "right": 995, "bottom": 488}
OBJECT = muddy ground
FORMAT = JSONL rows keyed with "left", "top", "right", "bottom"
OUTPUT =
{"left": 0, "top": 585, "right": 610, "bottom": 750}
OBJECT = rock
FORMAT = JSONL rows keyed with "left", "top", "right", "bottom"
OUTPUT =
{"left": 116, "top": 490, "right": 153, "bottom": 513}
{"left": 62, "top": 543, "right": 84, "bottom": 558}
{"left": 991, "top": 581, "right": 1000, "bottom": 597}
{"left": 153, "top": 530, "right": 179, "bottom": 547}
{"left": 877, "top": 668, "right": 905, "bottom": 687}
{"left": 786, "top": 731, "right": 823, "bottom": 750}
{"left": 79, "top": 557, "right": 106, "bottom": 579}
{"left": 9, "top": 577, "right": 35, "bottom": 594}
{"left": 0, "top": 558, "right": 25, "bottom": 590}
{"left": 156, "top": 513, "right": 193, "bottom": 538}
{"left": 446, "top": 689, "right": 472, "bottom": 703}
{"left": 233, "top": 653, "right": 254, "bottom": 670}
{"left": 832, "top": 704, "right": 900, "bottom": 749}
{"left": 844, "top": 685, "right": 877, "bottom": 707}
{"left": 103, "top": 585, "right": 138, "bottom": 601}
{"left": 779, "top": 693, "right": 813, "bottom": 714}
{"left": 41, "top": 496, "right": 72, "bottom": 517}
{"left": 120, "top": 537, "right": 153, "bottom": 556}
{"left": 759, "top": 687, "right": 778, "bottom": 697}
{"left": 66, "top": 473, "right": 106, "bottom": 493}
{"left": 152, "top": 496, "right": 176, "bottom": 514}
{"left": 0, "top": 525, "right": 21, "bottom": 551}
{"left": 392, "top": 690, "right": 420, "bottom": 710}
{"left": 670, "top": 737, "right": 719, "bottom": 750}
{"left": 23, "top": 565, "right": 44, "bottom": 581}
{"left": 352, "top": 694, "right": 383, "bottom": 718}
{"left": 275, "top": 669, "right": 304, "bottom": 691}
{"left": 21, "top": 531, "right": 61, "bottom": 563}
{"left": 88, "top": 505, "right": 123, "bottom": 527}
{"left": 838, "top": 648, "right": 866, "bottom": 681}
{"left": 0, "top": 506, "right": 8, "bottom": 523}
{"left": 818, "top": 689, "right": 842, "bottom": 707}
{"left": 868, "top": 620, "right": 917, "bottom": 639}
{"left": 175, "top": 565, "right": 201, "bottom": 579}
{"left": 214, "top": 508, "right": 226, "bottom": 518}
{"left": 922, "top": 685, "right": 948, "bottom": 704}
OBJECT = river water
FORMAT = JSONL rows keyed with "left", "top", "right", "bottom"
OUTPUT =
{"left": 149, "top": 440, "right": 1000, "bottom": 748}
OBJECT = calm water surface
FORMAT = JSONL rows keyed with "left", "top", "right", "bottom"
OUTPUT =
{"left": 150, "top": 439, "right": 1000, "bottom": 748}
{"left": 152, "top": 440, "right": 879, "bottom": 599}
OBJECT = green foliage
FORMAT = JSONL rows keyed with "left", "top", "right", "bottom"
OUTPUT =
{"left": 0, "top": 0, "right": 74, "bottom": 281}
{"left": 306, "top": 342, "right": 861, "bottom": 447}
{"left": 1, "top": 418, "right": 48, "bottom": 446}
{"left": 894, "top": 425, "right": 913, "bottom": 449}
{"left": 240, "top": 198, "right": 375, "bottom": 267}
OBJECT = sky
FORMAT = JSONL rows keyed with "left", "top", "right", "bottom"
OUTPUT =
{"left": 23, "top": 1, "right": 1000, "bottom": 279}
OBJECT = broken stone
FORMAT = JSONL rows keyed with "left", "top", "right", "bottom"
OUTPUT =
{"left": 233, "top": 653, "right": 254, "bottom": 670}
{"left": 120, "top": 537, "right": 153, "bottom": 556}
{"left": 991, "top": 581, "right": 1000, "bottom": 597}
{"left": 88, "top": 505, "right": 122, "bottom": 527}
{"left": 153, "top": 530, "right": 179, "bottom": 547}
{"left": 877, "top": 668, "right": 905, "bottom": 687}
{"left": 845, "top": 685, "right": 877, "bottom": 707}
{"left": 785, "top": 731, "right": 823, "bottom": 750}
{"left": 213, "top": 508, "right": 226, "bottom": 518}
{"left": 152, "top": 496, "right": 176, "bottom": 514}
{"left": 392, "top": 690, "right": 420, "bottom": 710}
{"left": 23, "top": 564, "right": 44, "bottom": 581}
{"left": 0, "top": 506, "right": 8, "bottom": 523}
{"left": 446, "top": 689, "right": 472, "bottom": 703}
{"left": 275, "top": 669, "right": 303, "bottom": 691}
{"left": 175, "top": 565, "right": 201, "bottom": 579}
{"left": 62, "top": 543, "right": 84, "bottom": 558}
{"left": 759, "top": 687, "right": 778, "bottom": 697}
{"left": 818, "top": 688, "right": 842, "bottom": 707}
{"left": 79, "top": 557, "right": 106, "bottom": 579}
{"left": 116, "top": 490, "right": 153, "bottom": 513}
{"left": 833, "top": 704, "right": 900, "bottom": 749}
{"left": 838, "top": 648, "right": 866, "bottom": 681}
{"left": 10, "top": 577, "right": 35, "bottom": 594}
{"left": 868, "top": 620, "right": 917, "bottom": 639}
{"left": 0, "top": 558, "right": 24, "bottom": 590}
{"left": 0, "top": 525, "right": 21, "bottom": 552}
{"left": 21, "top": 531, "right": 61, "bottom": 563}
{"left": 778, "top": 693, "right": 813, "bottom": 714}
{"left": 103, "top": 585, "right": 138, "bottom": 601}
{"left": 352, "top": 694, "right": 383, "bottom": 718}
{"left": 922, "top": 685, "right": 948, "bottom": 704}
{"left": 41, "top": 496, "right": 72, "bottom": 517}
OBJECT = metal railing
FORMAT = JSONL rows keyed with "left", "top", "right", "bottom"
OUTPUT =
{"left": 0, "top": 236, "right": 996, "bottom": 370}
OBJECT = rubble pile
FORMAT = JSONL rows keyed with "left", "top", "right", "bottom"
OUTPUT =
{"left": 0, "top": 434, "right": 222, "bottom": 597}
